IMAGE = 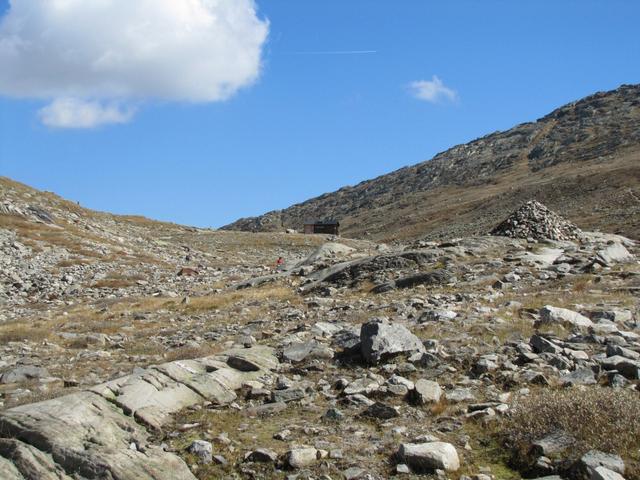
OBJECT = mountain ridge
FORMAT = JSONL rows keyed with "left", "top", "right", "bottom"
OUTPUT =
{"left": 222, "top": 84, "right": 640, "bottom": 241}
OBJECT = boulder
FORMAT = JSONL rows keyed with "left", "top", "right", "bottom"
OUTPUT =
{"left": 0, "top": 366, "right": 50, "bottom": 384}
{"left": 282, "top": 341, "right": 334, "bottom": 363}
{"left": 188, "top": 440, "right": 213, "bottom": 464}
{"left": 410, "top": 379, "right": 442, "bottom": 405}
{"left": 538, "top": 306, "right": 593, "bottom": 329}
{"left": 577, "top": 450, "right": 625, "bottom": 477}
{"left": 360, "top": 318, "right": 426, "bottom": 365}
{"left": 560, "top": 368, "right": 597, "bottom": 386}
{"left": 286, "top": 447, "right": 318, "bottom": 468}
{"left": 599, "top": 356, "right": 640, "bottom": 379}
{"left": 244, "top": 448, "right": 278, "bottom": 463}
{"left": 531, "top": 432, "right": 575, "bottom": 457}
{"left": 530, "top": 335, "right": 563, "bottom": 354}
{"left": 596, "top": 243, "right": 633, "bottom": 266}
{"left": 223, "top": 346, "right": 279, "bottom": 371}
{"left": 361, "top": 402, "right": 399, "bottom": 420}
{"left": 397, "top": 442, "right": 460, "bottom": 472}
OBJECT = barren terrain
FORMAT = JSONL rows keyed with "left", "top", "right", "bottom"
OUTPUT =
{"left": 1, "top": 176, "right": 639, "bottom": 480}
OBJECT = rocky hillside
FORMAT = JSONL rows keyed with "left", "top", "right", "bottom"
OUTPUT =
{"left": 1, "top": 189, "right": 639, "bottom": 479}
{"left": 222, "top": 84, "right": 640, "bottom": 241}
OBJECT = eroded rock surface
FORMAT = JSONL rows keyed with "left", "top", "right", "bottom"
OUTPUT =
{"left": 0, "top": 347, "right": 278, "bottom": 479}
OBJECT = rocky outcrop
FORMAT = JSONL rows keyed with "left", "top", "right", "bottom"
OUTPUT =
{"left": 0, "top": 346, "right": 278, "bottom": 480}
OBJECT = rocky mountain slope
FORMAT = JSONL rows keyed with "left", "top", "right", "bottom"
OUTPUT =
{"left": 0, "top": 186, "right": 639, "bottom": 479}
{"left": 222, "top": 84, "right": 640, "bottom": 241}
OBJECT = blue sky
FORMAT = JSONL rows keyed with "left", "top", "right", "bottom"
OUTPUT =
{"left": 1, "top": 1, "right": 639, "bottom": 227}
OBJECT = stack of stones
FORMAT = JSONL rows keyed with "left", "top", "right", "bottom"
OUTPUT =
{"left": 491, "top": 200, "right": 582, "bottom": 241}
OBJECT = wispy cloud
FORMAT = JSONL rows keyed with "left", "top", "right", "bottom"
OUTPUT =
{"left": 38, "top": 98, "right": 135, "bottom": 129}
{"left": 288, "top": 50, "right": 377, "bottom": 55}
{"left": 409, "top": 76, "right": 458, "bottom": 104}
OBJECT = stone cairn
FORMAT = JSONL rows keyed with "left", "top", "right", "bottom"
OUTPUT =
{"left": 490, "top": 200, "right": 582, "bottom": 241}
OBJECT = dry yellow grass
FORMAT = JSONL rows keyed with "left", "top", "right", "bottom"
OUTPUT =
{"left": 500, "top": 387, "right": 640, "bottom": 478}
{"left": 182, "top": 284, "right": 300, "bottom": 314}
{"left": 0, "top": 320, "right": 53, "bottom": 343}
{"left": 56, "top": 257, "right": 95, "bottom": 268}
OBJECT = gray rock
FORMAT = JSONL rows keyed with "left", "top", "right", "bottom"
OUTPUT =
{"left": 596, "top": 243, "right": 633, "bottom": 266}
{"left": 286, "top": 447, "right": 318, "bottom": 468}
{"left": 595, "top": 310, "right": 634, "bottom": 324}
{"left": 223, "top": 346, "right": 279, "bottom": 371}
{"left": 361, "top": 402, "right": 399, "bottom": 420}
{"left": 530, "top": 335, "right": 563, "bottom": 354}
{"left": 531, "top": 431, "right": 575, "bottom": 457}
{"left": 591, "top": 467, "right": 626, "bottom": 480}
{"left": 418, "top": 309, "right": 457, "bottom": 323}
{"left": 373, "top": 270, "right": 454, "bottom": 293}
{"left": 0, "top": 392, "right": 196, "bottom": 479}
{"left": 343, "top": 466, "right": 367, "bottom": 479}
{"left": 491, "top": 201, "right": 582, "bottom": 241}
{"left": 445, "top": 388, "right": 476, "bottom": 403}
{"left": 473, "top": 357, "right": 498, "bottom": 375}
{"left": 560, "top": 367, "right": 597, "bottom": 386}
{"left": 539, "top": 306, "right": 593, "bottom": 329}
{"left": 322, "top": 407, "right": 345, "bottom": 422}
{"left": 606, "top": 344, "right": 640, "bottom": 360}
{"left": 0, "top": 438, "right": 74, "bottom": 479}
{"left": 360, "top": 318, "right": 426, "bottom": 365}
{"left": 282, "top": 341, "right": 334, "bottom": 363}
{"left": 0, "top": 366, "right": 50, "bottom": 384}
{"left": 397, "top": 442, "right": 460, "bottom": 472}
{"left": 188, "top": 440, "right": 213, "bottom": 464}
{"left": 244, "top": 448, "right": 278, "bottom": 463}
{"left": 578, "top": 450, "right": 625, "bottom": 477}
{"left": 91, "top": 368, "right": 204, "bottom": 430}
{"left": 599, "top": 356, "right": 640, "bottom": 379}
{"left": 410, "top": 379, "right": 442, "bottom": 405}
{"left": 271, "top": 387, "right": 307, "bottom": 403}
{"left": 0, "top": 455, "right": 23, "bottom": 480}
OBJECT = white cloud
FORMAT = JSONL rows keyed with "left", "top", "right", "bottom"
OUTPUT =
{"left": 38, "top": 98, "right": 135, "bottom": 129}
{"left": 0, "top": 0, "right": 269, "bottom": 128}
{"left": 409, "top": 76, "right": 458, "bottom": 103}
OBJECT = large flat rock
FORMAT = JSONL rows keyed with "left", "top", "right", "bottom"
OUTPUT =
{"left": 0, "top": 392, "right": 196, "bottom": 480}
{"left": 90, "top": 369, "right": 204, "bottom": 431}
{"left": 0, "top": 346, "right": 279, "bottom": 480}
{"left": 0, "top": 455, "right": 25, "bottom": 480}
{"left": 0, "top": 438, "right": 74, "bottom": 480}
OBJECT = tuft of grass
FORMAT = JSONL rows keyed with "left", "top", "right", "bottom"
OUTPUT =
{"left": 0, "top": 321, "right": 52, "bottom": 343}
{"left": 163, "top": 344, "right": 221, "bottom": 362}
{"left": 181, "top": 285, "right": 299, "bottom": 314}
{"left": 57, "top": 257, "right": 94, "bottom": 268}
{"left": 91, "top": 278, "right": 138, "bottom": 289}
{"left": 498, "top": 387, "right": 640, "bottom": 477}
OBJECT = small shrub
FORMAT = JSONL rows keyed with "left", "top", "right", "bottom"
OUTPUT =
{"left": 499, "top": 387, "right": 640, "bottom": 477}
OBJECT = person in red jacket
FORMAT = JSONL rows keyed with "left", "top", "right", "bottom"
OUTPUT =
{"left": 274, "top": 256, "right": 285, "bottom": 271}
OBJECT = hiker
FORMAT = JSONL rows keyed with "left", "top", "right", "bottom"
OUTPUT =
{"left": 275, "top": 256, "right": 285, "bottom": 271}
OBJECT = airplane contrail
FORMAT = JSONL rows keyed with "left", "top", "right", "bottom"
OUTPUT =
{"left": 287, "top": 50, "right": 377, "bottom": 55}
